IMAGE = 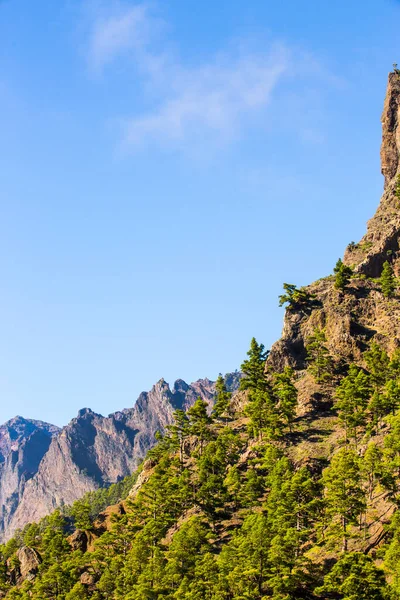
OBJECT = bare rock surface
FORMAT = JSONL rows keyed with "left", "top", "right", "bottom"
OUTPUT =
{"left": 268, "top": 71, "right": 400, "bottom": 416}
{"left": 0, "top": 373, "right": 240, "bottom": 540}
{"left": 0, "top": 418, "right": 59, "bottom": 542}
{"left": 345, "top": 72, "right": 400, "bottom": 277}
{"left": 16, "top": 546, "right": 42, "bottom": 580}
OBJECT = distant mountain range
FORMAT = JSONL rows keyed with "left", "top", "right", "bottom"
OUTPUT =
{"left": 0, "top": 373, "right": 241, "bottom": 541}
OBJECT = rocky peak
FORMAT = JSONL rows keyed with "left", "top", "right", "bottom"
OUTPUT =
{"left": 344, "top": 70, "right": 400, "bottom": 277}
{"left": 267, "top": 72, "right": 400, "bottom": 414}
{"left": 0, "top": 373, "right": 240, "bottom": 540}
{"left": 381, "top": 71, "right": 400, "bottom": 188}
{"left": 0, "top": 417, "right": 59, "bottom": 464}
{"left": 76, "top": 408, "right": 98, "bottom": 419}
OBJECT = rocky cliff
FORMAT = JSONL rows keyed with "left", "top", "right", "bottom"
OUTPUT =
{"left": 343, "top": 71, "right": 400, "bottom": 277}
{"left": 268, "top": 71, "right": 400, "bottom": 412}
{"left": 0, "top": 374, "right": 240, "bottom": 540}
{"left": 0, "top": 418, "right": 59, "bottom": 544}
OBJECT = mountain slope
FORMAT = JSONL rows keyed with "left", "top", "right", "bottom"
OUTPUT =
{"left": 2, "top": 73, "right": 400, "bottom": 600}
{"left": 0, "top": 374, "right": 240, "bottom": 541}
{"left": 0, "top": 418, "right": 60, "bottom": 543}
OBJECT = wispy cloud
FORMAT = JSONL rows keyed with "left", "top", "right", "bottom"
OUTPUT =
{"left": 122, "top": 47, "right": 288, "bottom": 150}
{"left": 84, "top": 2, "right": 334, "bottom": 154}
{"left": 87, "top": 4, "right": 151, "bottom": 73}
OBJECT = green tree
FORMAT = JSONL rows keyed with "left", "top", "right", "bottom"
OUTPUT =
{"left": 381, "top": 260, "right": 396, "bottom": 298}
{"left": 71, "top": 499, "right": 92, "bottom": 531}
{"left": 278, "top": 283, "right": 310, "bottom": 308}
{"left": 365, "top": 341, "right": 390, "bottom": 388}
{"left": 305, "top": 328, "right": 333, "bottom": 383}
{"left": 315, "top": 552, "right": 387, "bottom": 600}
{"left": 167, "top": 409, "right": 190, "bottom": 466}
{"left": 362, "top": 443, "right": 384, "bottom": 501}
{"left": 65, "top": 582, "right": 90, "bottom": 599}
{"left": 224, "top": 465, "right": 241, "bottom": 509}
{"left": 245, "top": 389, "right": 280, "bottom": 440}
{"left": 368, "top": 391, "right": 387, "bottom": 430}
{"left": 240, "top": 337, "right": 269, "bottom": 393}
{"left": 334, "top": 258, "right": 353, "bottom": 290}
{"left": 335, "top": 365, "right": 371, "bottom": 445}
{"left": 218, "top": 513, "right": 271, "bottom": 599}
{"left": 384, "top": 512, "right": 400, "bottom": 596}
{"left": 321, "top": 447, "right": 366, "bottom": 551}
{"left": 212, "top": 374, "right": 232, "bottom": 422}
{"left": 164, "top": 517, "right": 210, "bottom": 592}
{"left": 384, "top": 412, "right": 400, "bottom": 484}
{"left": 187, "top": 398, "right": 213, "bottom": 454}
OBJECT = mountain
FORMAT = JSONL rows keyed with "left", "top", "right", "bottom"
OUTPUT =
{"left": 0, "top": 374, "right": 241, "bottom": 541}
{"left": 3, "top": 74, "right": 400, "bottom": 600}
{"left": 0, "top": 418, "right": 60, "bottom": 546}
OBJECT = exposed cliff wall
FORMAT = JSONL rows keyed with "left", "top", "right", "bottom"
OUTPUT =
{"left": 268, "top": 71, "right": 400, "bottom": 414}
{"left": 344, "top": 72, "right": 400, "bottom": 277}
{"left": 0, "top": 418, "right": 59, "bottom": 542}
{"left": 0, "top": 374, "right": 240, "bottom": 540}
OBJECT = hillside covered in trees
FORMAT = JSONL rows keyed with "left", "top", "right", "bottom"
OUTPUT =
{"left": 4, "top": 71, "right": 400, "bottom": 599}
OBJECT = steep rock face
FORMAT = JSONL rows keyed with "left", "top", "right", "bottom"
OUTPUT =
{"left": 268, "top": 71, "right": 400, "bottom": 412}
{"left": 0, "top": 418, "right": 59, "bottom": 541}
{"left": 381, "top": 72, "right": 400, "bottom": 188}
{"left": 344, "top": 72, "right": 400, "bottom": 277}
{"left": 2, "top": 374, "right": 239, "bottom": 540}
{"left": 16, "top": 547, "right": 41, "bottom": 581}
{"left": 0, "top": 417, "right": 59, "bottom": 462}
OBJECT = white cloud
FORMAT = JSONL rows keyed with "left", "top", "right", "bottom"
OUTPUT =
{"left": 84, "top": 2, "right": 334, "bottom": 154}
{"left": 87, "top": 3, "right": 150, "bottom": 72}
{"left": 122, "top": 47, "right": 288, "bottom": 150}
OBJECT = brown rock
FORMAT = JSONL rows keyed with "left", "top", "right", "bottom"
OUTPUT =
{"left": 16, "top": 546, "right": 42, "bottom": 580}
{"left": 80, "top": 571, "right": 97, "bottom": 586}
{"left": 1, "top": 375, "right": 241, "bottom": 541}
{"left": 344, "top": 71, "right": 400, "bottom": 277}
{"left": 68, "top": 529, "right": 89, "bottom": 552}
{"left": 381, "top": 71, "right": 400, "bottom": 188}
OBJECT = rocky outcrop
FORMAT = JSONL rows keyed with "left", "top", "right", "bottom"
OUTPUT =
{"left": 267, "top": 72, "right": 400, "bottom": 414}
{"left": 381, "top": 72, "right": 400, "bottom": 188}
{"left": 344, "top": 72, "right": 400, "bottom": 277}
{"left": 0, "top": 417, "right": 59, "bottom": 463}
{"left": 16, "top": 546, "right": 42, "bottom": 580}
{"left": 0, "top": 418, "right": 59, "bottom": 542}
{"left": 269, "top": 71, "right": 400, "bottom": 413}
{"left": 0, "top": 374, "right": 240, "bottom": 541}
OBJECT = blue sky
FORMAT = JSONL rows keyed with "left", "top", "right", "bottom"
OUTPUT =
{"left": 0, "top": 0, "right": 399, "bottom": 426}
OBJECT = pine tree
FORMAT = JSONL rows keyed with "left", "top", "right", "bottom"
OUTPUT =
{"left": 278, "top": 283, "right": 310, "bottom": 308}
{"left": 334, "top": 258, "right": 353, "bottom": 290}
{"left": 224, "top": 465, "right": 241, "bottom": 509}
{"left": 362, "top": 443, "right": 384, "bottom": 501}
{"left": 383, "top": 379, "right": 400, "bottom": 414}
{"left": 364, "top": 341, "right": 390, "bottom": 388}
{"left": 245, "top": 389, "right": 280, "bottom": 440}
{"left": 240, "top": 337, "right": 269, "bottom": 392}
{"left": 306, "top": 328, "right": 333, "bottom": 383}
{"left": 384, "top": 412, "right": 400, "bottom": 482}
{"left": 167, "top": 409, "right": 190, "bottom": 466}
{"left": 322, "top": 447, "right": 366, "bottom": 552}
{"left": 187, "top": 398, "right": 213, "bottom": 454}
{"left": 335, "top": 365, "right": 371, "bottom": 445}
{"left": 71, "top": 500, "right": 92, "bottom": 531}
{"left": 316, "top": 552, "right": 387, "bottom": 600}
{"left": 212, "top": 374, "right": 232, "bottom": 422}
{"left": 381, "top": 260, "right": 396, "bottom": 298}
{"left": 368, "top": 390, "right": 387, "bottom": 429}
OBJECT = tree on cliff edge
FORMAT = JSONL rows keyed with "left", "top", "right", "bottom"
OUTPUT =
{"left": 334, "top": 258, "right": 353, "bottom": 290}
{"left": 381, "top": 260, "right": 396, "bottom": 298}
